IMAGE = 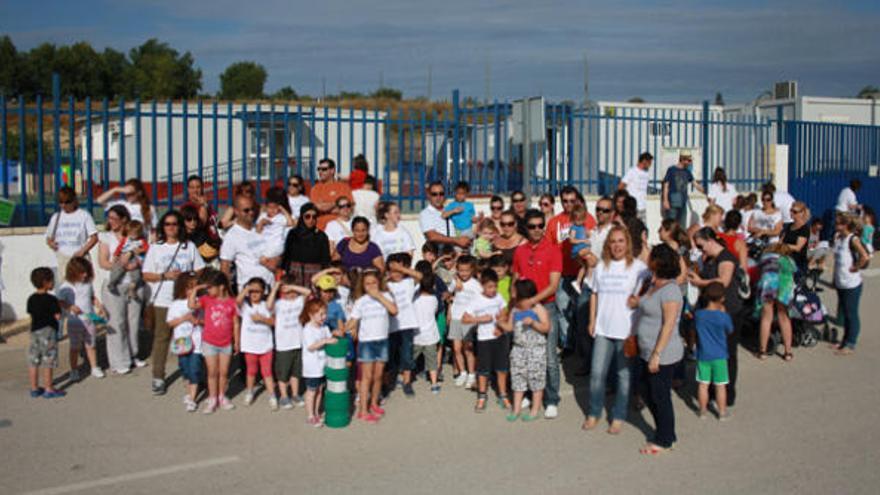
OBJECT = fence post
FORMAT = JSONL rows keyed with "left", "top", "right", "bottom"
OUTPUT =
{"left": 452, "top": 89, "right": 460, "bottom": 190}
{"left": 52, "top": 73, "right": 61, "bottom": 193}
{"left": 776, "top": 105, "right": 784, "bottom": 145}
{"left": 701, "top": 100, "right": 710, "bottom": 192}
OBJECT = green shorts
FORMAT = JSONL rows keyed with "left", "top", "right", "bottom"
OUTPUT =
{"left": 696, "top": 359, "right": 729, "bottom": 385}
{"left": 437, "top": 312, "right": 448, "bottom": 344}
{"left": 274, "top": 349, "right": 302, "bottom": 383}
{"left": 413, "top": 344, "right": 439, "bottom": 371}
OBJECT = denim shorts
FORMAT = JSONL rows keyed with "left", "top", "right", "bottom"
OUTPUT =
{"left": 178, "top": 352, "right": 204, "bottom": 384}
{"left": 389, "top": 329, "right": 415, "bottom": 372}
{"left": 304, "top": 376, "right": 325, "bottom": 390}
{"left": 358, "top": 339, "right": 389, "bottom": 363}
{"left": 201, "top": 342, "right": 232, "bottom": 357}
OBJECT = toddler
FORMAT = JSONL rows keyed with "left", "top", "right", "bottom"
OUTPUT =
{"left": 568, "top": 204, "right": 592, "bottom": 294}
{"left": 109, "top": 220, "right": 148, "bottom": 298}
{"left": 26, "top": 267, "right": 65, "bottom": 398}
{"left": 443, "top": 181, "right": 479, "bottom": 237}
{"left": 267, "top": 275, "right": 312, "bottom": 409}
{"left": 301, "top": 299, "right": 338, "bottom": 427}
{"left": 167, "top": 273, "right": 203, "bottom": 412}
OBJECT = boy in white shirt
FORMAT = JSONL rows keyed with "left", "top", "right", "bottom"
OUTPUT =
{"left": 386, "top": 252, "right": 423, "bottom": 397}
{"left": 267, "top": 275, "right": 312, "bottom": 409}
{"left": 413, "top": 273, "right": 442, "bottom": 394}
{"left": 462, "top": 269, "right": 508, "bottom": 412}
{"left": 448, "top": 255, "right": 482, "bottom": 389}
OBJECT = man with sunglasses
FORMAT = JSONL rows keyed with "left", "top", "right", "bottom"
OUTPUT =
{"left": 220, "top": 195, "right": 278, "bottom": 292}
{"left": 309, "top": 158, "right": 353, "bottom": 231}
{"left": 662, "top": 152, "right": 704, "bottom": 227}
{"left": 512, "top": 209, "right": 563, "bottom": 419}
{"left": 419, "top": 181, "right": 471, "bottom": 250}
{"left": 545, "top": 186, "right": 596, "bottom": 356}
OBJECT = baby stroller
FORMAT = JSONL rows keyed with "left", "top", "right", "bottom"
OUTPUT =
{"left": 764, "top": 277, "right": 832, "bottom": 355}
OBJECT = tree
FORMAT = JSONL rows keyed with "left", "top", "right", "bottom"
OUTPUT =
{"left": 857, "top": 85, "right": 880, "bottom": 98}
{"left": 714, "top": 92, "right": 725, "bottom": 106}
{"left": 0, "top": 35, "right": 20, "bottom": 96}
{"left": 20, "top": 43, "right": 58, "bottom": 98}
{"left": 219, "top": 61, "right": 267, "bottom": 100}
{"left": 272, "top": 85, "right": 298, "bottom": 100}
{"left": 127, "top": 39, "right": 201, "bottom": 99}
{"left": 54, "top": 42, "right": 105, "bottom": 99}
{"left": 627, "top": 97, "right": 645, "bottom": 103}
{"left": 372, "top": 87, "right": 402, "bottom": 100}
{"left": 99, "top": 48, "right": 130, "bottom": 100}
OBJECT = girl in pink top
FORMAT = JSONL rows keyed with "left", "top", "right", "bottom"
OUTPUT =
{"left": 189, "top": 271, "right": 239, "bottom": 414}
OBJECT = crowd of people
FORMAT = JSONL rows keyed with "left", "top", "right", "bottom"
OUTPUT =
{"left": 23, "top": 151, "right": 873, "bottom": 453}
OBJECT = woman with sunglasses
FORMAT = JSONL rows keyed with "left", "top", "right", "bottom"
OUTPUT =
{"left": 98, "top": 205, "right": 144, "bottom": 375}
{"left": 336, "top": 217, "right": 384, "bottom": 273}
{"left": 493, "top": 210, "right": 526, "bottom": 265}
{"left": 489, "top": 195, "right": 505, "bottom": 230}
{"left": 281, "top": 203, "right": 332, "bottom": 286}
{"left": 539, "top": 194, "right": 555, "bottom": 222}
{"left": 781, "top": 201, "right": 811, "bottom": 274}
{"left": 96, "top": 178, "right": 158, "bottom": 238}
{"left": 181, "top": 204, "right": 220, "bottom": 264}
{"left": 46, "top": 186, "right": 98, "bottom": 278}
{"left": 143, "top": 210, "right": 206, "bottom": 395}
{"left": 510, "top": 191, "right": 530, "bottom": 236}
{"left": 286, "top": 174, "right": 309, "bottom": 220}
{"left": 324, "top": 196, "right": 355, "bottom": 247}
{"left": 749, "top": 193, "right": 783, "bottom": 243}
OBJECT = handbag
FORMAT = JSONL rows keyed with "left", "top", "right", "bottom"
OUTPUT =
{"left": 144, "top": 242, "right": 184, "bottom": 331}
{"left": 170, "top": 333, "right": 194, "bottom": 355}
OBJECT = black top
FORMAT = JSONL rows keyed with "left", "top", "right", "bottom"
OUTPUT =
{"left": 281, "top": 225, "right": 331, "bottom": 270}
{"left": 699, "top": 248, "right": 742, "bottom": 315}
{"left": 27, "top": 293, "right": 60, "bottom": 331}
{"left": 782, "top": 223, "right": 810, "bottom": 270}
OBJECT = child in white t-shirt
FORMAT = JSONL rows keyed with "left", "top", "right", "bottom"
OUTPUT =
{"left": 462, "top": 269, "right": 508, "bottom": 412}
{"left": 386, "top": 252, "right": 423, "bottom": 397}
{"left": 449, "top": 255, "right": 481, "bottom": 389}
{"left": 413, "top": 274, "right": 442, "bottom": 394}
{"left": 236, "top": 277, "right": 278, "bottom": 410}
{"left": 166, "top": 273, "right": 203, "bottom": 412}
{"left": 256, "top": 194, "right": 294, "bottom": 258}
{"left": 301, "top": 299, "right": 337, "bottom": 427}
{"left": 267, "top": 274, "right": 312, "bottom": 410}
{"left": 57, "top": 257, "right": 105, "bottom": 381}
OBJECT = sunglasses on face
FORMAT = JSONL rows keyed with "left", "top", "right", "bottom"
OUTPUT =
{"left": 491, "top": 205, "right": 503, "bottom": 211}
{"left": 302, "top": 213, "right": 317, "bottom": 220}
{"left": 762, "top": 197, "right": 772, "bottom": 202}
{"left": 541, "top": 202, "right": 552, "bottom": 208}
{"left": 500, "top": 221, "right": 516, "bottom": 227}
{"left": 512, "top": 197, "right": 525, "bottom": 203}
{"left": 241, "top": 208, "right": 255, "bottom": 214}
{"left": 527, "top": 223, "right": 545, "bottom": 230}
{"left": 164, "top": 222, "right": 179, "bottom": 227}
{"left": 596, "top": 207, "right": 613, "bottom": 214}
{"left": 317, "top": 166, "right": 332, "bottom": 172}
{"left": 561, "top": 199, "right": 576, "bottom": 204}
{"left": 429, "top": 190, "right": 445, "bottom": 197}
{"left": 338, "top": 203, "right": 352, "bottom": 209}
{"left": 288, "top": 182, "right": 300, "bottom": 188}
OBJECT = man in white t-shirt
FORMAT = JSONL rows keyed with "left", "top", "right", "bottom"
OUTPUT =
{"left": 836, "top": 179, "right": 861, "bottom": 214}
{"left": 618, "top": 152, "right": 653, "bottom": 222}
{"left": 46, "top": 187, "right": 99, "bottom": 279}
{"left": 419, "top": 181, "right": 470, "bottom": 250}
{"left": 220, "top": 195, "right": 278, "bottom": 292}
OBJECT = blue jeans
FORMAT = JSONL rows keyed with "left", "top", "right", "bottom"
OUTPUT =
{"left": 664, "top": 205, "right": 687, "bottom": 227}
{"left": 544, "top": 302, "right": 561, "bottom": 407}
{"left": 588, "top": 335, "right": 630, "bottom": 421}
{"left": 639, "top": 360, "right": 677, "bottom": 448}
{"left": 837, "top": 285, "right": 863, "bottom": 349}
{"left": 556, "top": 276, "right": 591, "bottom": 352}
{"left": 389, "top": 329, "right": 415, "bottom": 373}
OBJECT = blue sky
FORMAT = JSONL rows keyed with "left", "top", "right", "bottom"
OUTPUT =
{"left": 2, "top": 0, "right": 879, "bottom": 104}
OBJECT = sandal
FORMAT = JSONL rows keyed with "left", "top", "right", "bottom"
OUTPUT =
{"left": 505, "top": 412, "right": 520, "bottom": 422}
{"left": 783, "top": 352, "right": 794, "bottom": 362}
{"left": 521, "top": 413, "right": 538, "bottom": 422}
{"left": 474, "top": 397, "right": 487, "bottom": 413}
{"left": 581, "top": 416, "right": 599, "bottom": 431}
{"left": 834, "top": 347, "right": 855, "bottom": 356}
{"left": 607, "top": 420, "right": 624, "bottom": 435}
{"left": 755, "top": 350, "right": 769, "bottom": 360}
{"left": 639, "top": 443, "right": 671, "bottom": 455}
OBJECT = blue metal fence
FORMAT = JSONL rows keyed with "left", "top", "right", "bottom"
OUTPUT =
{"left": 786, "top": 120, "right": 880, "bottom": 225}
{"left": 5, "top": 75, "right": 875, "bottom": 228}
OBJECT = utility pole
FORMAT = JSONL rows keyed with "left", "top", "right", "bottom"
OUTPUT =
{"left": 583, "top": 53, "right": 589, "bottom": 108}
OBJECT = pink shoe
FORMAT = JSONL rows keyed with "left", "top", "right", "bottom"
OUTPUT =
{"left": 307, "top": 416, "right": 324, "bottom": 428}
{"left": 370, "top": 405, "right": 386, "bottom": 416}
{"left": 357, "top": 412, "right": 380, "bottom": 424}
{"left": 202, "top": 398, "right": 218, "bottom": 415}
{"left": 219, "top": 395, "right": 235, "bottom": 411}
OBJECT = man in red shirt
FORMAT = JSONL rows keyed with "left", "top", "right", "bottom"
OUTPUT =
{"left": 544, "top": 186, "right": 596, "bottom": 362}
{"left": 310, "top": 158, "right": 354, "bottom": 231}
{"left": 513, "top": 209, "right": 562, "bottom": 419}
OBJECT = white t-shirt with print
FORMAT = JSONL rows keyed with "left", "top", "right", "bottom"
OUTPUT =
{"left": 591, "top": 258, "right": 648, "bottom": 340}
{"left": 468, "top": 293, "right": 506, "bottom": 341}
{"left": 302, "top": 323, "right": 331, "bottom": 378}
{"left": 450, "top": 277, "right": 482, "bottom": 320}
{"left": 274, "top": 297, "right": 305, "bottom": 351}
{"left": 256, "top": 211, "right": 289, "bottom": 258}
{"left": 350, "top": 292, "right": 393, "bottom": 342}
{"left": 413, "top": 294, "right": 440, "bottom": 346}
{"left": 751, "top": 210, "right": 783, "bottom": 243}
{"left": 167, "top": 299, "right": 203, "bottom": 354}
{"left": 142, "top": 241, "right": 205, "bottom": 308}
{"left": 372, "top": 225, "right": 416, "bottom": 259}
{"left": 239, "top": 301, "right": 274, "bottom": 354}
{"left": 219, "top": 224, "right": 275, "bottom": 291}
{"left": 621, "top": 166, "right": 650, "bottom": 211}
{"left": 288, "top": 195, "right": 310, "bottom": 218}
{"left": 46, "top": 209, "right": 98, "bottom": 257}
{"left": 387, "top": 277, "right": 418, "bottom": 332}
{"left": 325, "top": 217, "right": 353, "bottom": 245}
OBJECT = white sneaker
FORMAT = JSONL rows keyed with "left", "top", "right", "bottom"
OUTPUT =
{"left": 90, "top": 367, "right": 105, "bottom": 379}
{"left": 268, "top": 396, "right": 279, "bottom": 411}
{"left": 454, "top": 373, "right": 467, "bottom": 387}
{"left": 521, "top": 397, "right": 531, "bottom": 409}
{"left": 184, "top": 396, "right": 197, "bottom": 412}
{"left": 134, "top": 359, "right": 148, "bottom": 368}
{"left": 69, "top": 369, "right": 81, "bottom": 382}
{"left": 219, "top": 395, "right": 235, "bottom": 411}
{"left": 544, "top": 404, "right": 558, "bottom": 419}
{"left": 243, "top": 390, "right": 255, "bottom": 406}
{"left": 113, "top": 368, "right": 130, "bottom": 375}
{"left": 465, "top": 373, "right": 477, "bottom": 390}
